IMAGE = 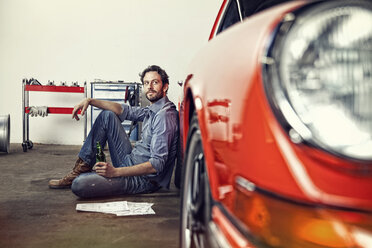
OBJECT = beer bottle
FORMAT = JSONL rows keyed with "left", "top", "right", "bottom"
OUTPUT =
{"left": 96, "top": 141, "right": 106, "bottom": 163}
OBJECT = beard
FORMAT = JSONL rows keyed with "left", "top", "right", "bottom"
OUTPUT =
{"left": 146, "top": 89, "right": 164, "bottom": 103}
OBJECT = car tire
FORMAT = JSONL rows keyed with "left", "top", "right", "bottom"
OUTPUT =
{"left": 180, "top": 112, "right": 211, "bottom": 248}
{"left": 174, "top": 137, "right": 183, "bottom": 189}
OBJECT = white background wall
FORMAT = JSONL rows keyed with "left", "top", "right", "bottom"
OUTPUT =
{"left": 0, "top": 0, "right": 221, "bottom": 146}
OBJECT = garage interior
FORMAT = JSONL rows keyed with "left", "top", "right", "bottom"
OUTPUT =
{"left": 0, "top": 1, "right": 220, "bottom": 247}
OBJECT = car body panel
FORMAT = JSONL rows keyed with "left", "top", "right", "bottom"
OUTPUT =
{"left": 180, "top": 0, "right": 372, "bottom": 247}
{"left": 183, "top": 0, "right": 372, "bottom": 210}
{"left": 185, "top": 1, "right": 307, "bottom": 207}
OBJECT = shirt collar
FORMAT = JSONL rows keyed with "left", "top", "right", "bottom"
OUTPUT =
{"left": 148, "top": 96, "right": 168, "bottom": 113}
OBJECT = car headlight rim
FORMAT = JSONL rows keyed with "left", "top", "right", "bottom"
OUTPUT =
{"left": 262, "top": 0, "right": 372, "bottom": 162}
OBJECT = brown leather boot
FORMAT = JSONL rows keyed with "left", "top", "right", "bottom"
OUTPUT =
{"left": 48, "top": 158, "right": 92, "bottom": 189}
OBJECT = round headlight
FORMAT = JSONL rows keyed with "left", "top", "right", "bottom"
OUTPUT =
{"left": 264, "top": 0, "right": 372, "bottom": 161}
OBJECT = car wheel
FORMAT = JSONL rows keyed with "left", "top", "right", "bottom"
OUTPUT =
{"left": 180, "top": 113, "right": 211, "bottom": 248}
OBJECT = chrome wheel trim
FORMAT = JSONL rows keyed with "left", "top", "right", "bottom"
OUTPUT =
{"left": 181, "top": 126, "right": 208, "bottom": 248}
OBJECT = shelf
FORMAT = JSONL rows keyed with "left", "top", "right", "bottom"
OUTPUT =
{"left": 25, "top": 85, "right": 84, "bottom": 93}
{"left": 25, "top": 107, "right": 82, "bottom": 115}
{"left": 22, "top": 79, "right": 87, "bottom": 152}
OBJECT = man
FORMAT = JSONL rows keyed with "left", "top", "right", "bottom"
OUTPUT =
{"left": 48, "top": 65, "right": 179, "bottom": 198}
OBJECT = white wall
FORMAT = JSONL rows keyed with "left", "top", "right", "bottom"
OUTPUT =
{"left": 0, "top": 0, "right": 221, "bottom": 145}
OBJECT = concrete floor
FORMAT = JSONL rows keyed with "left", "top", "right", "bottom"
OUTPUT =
{"left": 0, "top": 143, "right": 180, "bottom": 248}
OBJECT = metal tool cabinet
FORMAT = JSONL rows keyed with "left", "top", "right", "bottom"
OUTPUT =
{"left": 90, "top": 81, "right": 142, "bottom": 141}
{"left": 22, "top": 79, "right": 87, "bottom": 152}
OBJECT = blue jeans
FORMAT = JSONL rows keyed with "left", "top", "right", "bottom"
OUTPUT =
{"left": 71, "top": 110, "right": 157, "bottom": 198}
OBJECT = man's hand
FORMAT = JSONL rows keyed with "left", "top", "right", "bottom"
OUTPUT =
{"left": 95, "top": 162, "right": 117, "bottom": 178}
{"left": 72, "top": 98, "right": 91, "bottom": 121}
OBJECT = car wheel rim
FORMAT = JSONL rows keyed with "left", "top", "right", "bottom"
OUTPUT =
{"left": 185, "top": 152, "right": 205, "bottom": 248}
{"left": 181, "top": 121, "right": 210, "bottom": 248}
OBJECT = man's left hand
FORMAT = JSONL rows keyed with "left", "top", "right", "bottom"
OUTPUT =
{"left": 94, "top": 162, "right": 117, "bottom": 178}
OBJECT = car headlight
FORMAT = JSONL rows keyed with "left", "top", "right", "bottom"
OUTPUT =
{"left": 263, "top": 0, "right": 372, "bottom": 161}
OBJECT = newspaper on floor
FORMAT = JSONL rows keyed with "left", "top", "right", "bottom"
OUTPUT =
{"left": 76, "top": 201, "right": 155, "bottom": 216}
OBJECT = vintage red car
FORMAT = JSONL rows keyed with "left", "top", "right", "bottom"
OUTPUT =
{"left": 177, "top": 0, "right": 372, "bottom": 247}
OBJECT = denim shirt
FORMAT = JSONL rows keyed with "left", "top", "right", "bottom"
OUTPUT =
{"left": 118, "top": 96, "right": 179, "bottom": 189}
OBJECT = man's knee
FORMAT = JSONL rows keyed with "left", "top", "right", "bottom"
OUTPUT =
{"left": 71, "top": 173, "right": 108, "bottom": 198}
{"left": 71, "top": 176, "right": 84, "bottom": 197}
{"left": 99, "top": 110, "right": 117, "bottom": 121}
{"left": 71, "top": 175, "right": 93, "bottom": 198}
{"left": 93, "top": 110, "right": 120, "bottom": 131}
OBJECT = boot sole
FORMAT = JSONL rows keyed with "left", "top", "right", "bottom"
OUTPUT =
{"left": 48, "top": 184, "right": 71, "bottom": 189}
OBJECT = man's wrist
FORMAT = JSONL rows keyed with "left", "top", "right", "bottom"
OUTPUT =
{"left": 113, "top": 167, "right": 121, "bottom": 177}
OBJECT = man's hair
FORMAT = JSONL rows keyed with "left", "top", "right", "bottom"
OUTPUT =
{"left": 139, "top": 65, "right": 169, "bottom": 85}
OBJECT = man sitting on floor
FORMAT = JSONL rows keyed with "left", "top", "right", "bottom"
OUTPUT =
{"left": 48, "top": 65, "right": 179, "bottom": 198}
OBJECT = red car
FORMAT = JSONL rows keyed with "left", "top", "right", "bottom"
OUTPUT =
{"left": 178, "top": 0, "right": 372, "bottom": 247}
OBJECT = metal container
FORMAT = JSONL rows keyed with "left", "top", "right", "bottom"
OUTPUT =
{"left": 0, "top": 115, "right": 10, "bottom": 153}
